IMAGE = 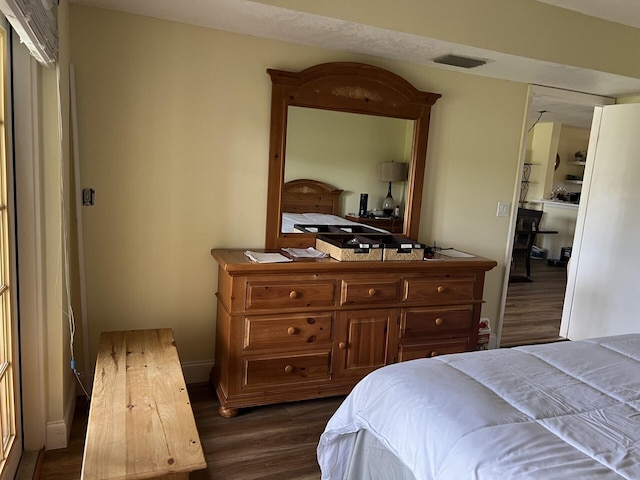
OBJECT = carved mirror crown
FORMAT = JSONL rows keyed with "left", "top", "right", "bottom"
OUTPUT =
{"left": 265, "top": 62, "right": 441, "bottom": 250}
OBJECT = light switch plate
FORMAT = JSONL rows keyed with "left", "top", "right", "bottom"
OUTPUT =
{"left": 496, "top": 201, "right": 510, "bottom": 217}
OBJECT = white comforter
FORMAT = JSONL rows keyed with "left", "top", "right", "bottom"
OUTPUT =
{"left": 318, "top": 334, "right": 640, "bottom": 479}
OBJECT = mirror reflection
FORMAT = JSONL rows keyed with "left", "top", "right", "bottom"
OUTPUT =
{"left": 284, "top": 107, "right": 413, "bottom": 233}
{"left": 265, "top": 62, "right": 441, "bottom": 249}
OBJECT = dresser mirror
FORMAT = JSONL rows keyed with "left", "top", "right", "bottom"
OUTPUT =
{"left": 285, "top": 107, "right": 412, "bottom": 227}
{"left": 265, "top": 62, "right": 441, "bottom": 250}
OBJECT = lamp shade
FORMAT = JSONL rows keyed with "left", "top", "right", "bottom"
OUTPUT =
{"left": 378, "top": 162, "right": 408, "bottom": 182}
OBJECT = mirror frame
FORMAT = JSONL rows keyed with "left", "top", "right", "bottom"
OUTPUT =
{"left": 265, "top": 62, "right": 441, "bottom": 250}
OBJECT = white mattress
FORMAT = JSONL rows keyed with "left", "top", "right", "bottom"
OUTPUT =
{"left": 318, "top": 334, "right": 640, "bottom": 479}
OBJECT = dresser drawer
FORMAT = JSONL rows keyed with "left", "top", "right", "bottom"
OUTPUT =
{"left": 398, "top": 339, "right": 468, "bottom": 362}
{"left": 244, "top": 313, "right": 333, "bottom": 350}
{"left": 401, "top": 307, "right": 473, "bottom": 339}
{"left": 340, "top": 278, "right": 400, "bottom": 305}
{"left": 243, "top": 352, "right": 331, "bottom": 387}
{"left": 403, "top": 277, "right": 475, "bottom": 304}
{"left": 246, "top": 281, "right": 335, "bottom": 311}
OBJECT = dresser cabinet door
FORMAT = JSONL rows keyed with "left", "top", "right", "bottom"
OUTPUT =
{"left": 333, "top": 309, "right": 398, "bottom": 379}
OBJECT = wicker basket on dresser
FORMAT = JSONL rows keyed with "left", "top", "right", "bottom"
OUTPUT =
{"left": 210, "top": 249, "right": 496, "bottom": 417}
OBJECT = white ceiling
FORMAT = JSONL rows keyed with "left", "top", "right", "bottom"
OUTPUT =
{"left": 70, "top": 0, "right": 640, "bottom": 129}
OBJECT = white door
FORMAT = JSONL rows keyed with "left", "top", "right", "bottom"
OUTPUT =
{"left": 561, "top": 103, "right": 640, "bottom": 339}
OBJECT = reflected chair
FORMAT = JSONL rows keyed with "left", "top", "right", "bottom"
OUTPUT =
{"left": 511, "top": 208, "right": 544, "bottom": 281}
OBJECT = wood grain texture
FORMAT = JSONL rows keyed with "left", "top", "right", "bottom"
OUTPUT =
{"left": 81, "top": 329, "right": 206, "bottom": 480}
{"left": 264, "top": 62, "right": 441, "bottom": 249}
{"left": 212, "top": 250, "right": 496, "bottom": 415}
{"left": 39, "top": 384, "right": 343, "bottom": 480}
{"left": 501, "top": 259, "right": 567, "bottom": 347}
{"left": 40, "top": 267, "right": 566, "bottom": 480}
{"left": 281, "top": 179, "right": 343, "bottom": 216}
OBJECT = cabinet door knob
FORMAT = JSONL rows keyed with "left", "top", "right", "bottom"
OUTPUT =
{"left": 289, "top": 290, "right": 299, "bottom": 299}
{"left": 437, "top": 285, "right": 445, "bottom": 294}
{"left": 429, "top": 351, "right": 439, "bottom": 358}
{"left": 434, "top": 317, "right": 444, "bottom": 326}
{"left": 284, "top": 365, "right": 294, "bottom": 374}
{"left": 368, "top": 288, "right": 377, "bottom": 296}
{"left": 287, "top": 327, "right": 297, "bottom": 335}
{"left": 339, "top": 342, "right": 348, "bottom": 350}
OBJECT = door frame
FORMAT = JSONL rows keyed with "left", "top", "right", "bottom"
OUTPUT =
{"left": 12, "top": 30, "right": 47, "bottom": 452}
{"left": 494, "top": 85, "right": 614, "bottom": 347}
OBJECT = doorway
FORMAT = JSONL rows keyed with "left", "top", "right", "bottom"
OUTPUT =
{"left": 496, "top": 86, "right": 614, "bottom": 348}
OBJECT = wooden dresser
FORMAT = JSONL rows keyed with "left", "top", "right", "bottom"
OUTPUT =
{"left": 211, "top": 249, "right": 496, "bottom": 417}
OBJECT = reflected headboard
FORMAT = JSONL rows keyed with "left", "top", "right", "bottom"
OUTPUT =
{"left": 282, "top": 179, "right": 344, "bottom": 215}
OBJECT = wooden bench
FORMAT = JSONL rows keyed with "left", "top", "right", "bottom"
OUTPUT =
{"left": 81, "top": 328, "right": 207, "bottom": 480}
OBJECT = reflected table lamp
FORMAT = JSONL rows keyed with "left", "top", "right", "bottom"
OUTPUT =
{"left": 378, "top": 161, "right": 408, "bottom": 215}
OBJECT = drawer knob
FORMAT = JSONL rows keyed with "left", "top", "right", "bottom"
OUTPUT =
{"left": 437, "top": 285, "right": 445, "bottom": 294}
{"left": 287, "top": 327, "right": 297, "bottom": 335}
{"left": 289, "top": 290, "right": 299, "bottom": 299}
{"left": 339, "top": 342, "right": 348, "bottom": 350}
{"left": 429, "top": 351, "right": 439, "bottom": 358}
{"left": 368, "top": 288, "right": 377, "bottom": 296}
{"left": 434, "top": 317, "right": 444, "bottom": 326}
{"left": 284, "top": 365, "right": 294, "bottom": 374}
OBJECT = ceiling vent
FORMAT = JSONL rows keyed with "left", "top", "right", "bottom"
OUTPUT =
{"left": 432, "top": 54, "right": 487, "bottom": 69}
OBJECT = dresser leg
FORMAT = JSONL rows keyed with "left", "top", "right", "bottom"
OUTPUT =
{"left": 219, "top": 405, "right": 239, "bottom": 418}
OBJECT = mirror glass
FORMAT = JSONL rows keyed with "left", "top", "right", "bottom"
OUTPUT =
{"left": 283, "top": 107, "right": 413, "bottom": 232}
{"left": 264, "top": 62, "right": 441, "bottom": 250}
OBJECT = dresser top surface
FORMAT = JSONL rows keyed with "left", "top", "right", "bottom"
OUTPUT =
{"left": 211, "top": 249, "right": 497, "bottom": 275}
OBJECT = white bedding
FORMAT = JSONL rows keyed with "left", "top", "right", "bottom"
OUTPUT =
{"left": 281, "top": 212, "right": 387, "bottom": 234}
{"left": 318, "top": 334, "right": 640, "bottom": 479}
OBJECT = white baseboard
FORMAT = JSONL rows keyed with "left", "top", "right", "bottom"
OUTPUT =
{"left": 182, "top": 360, "right": 214, "bottom": 385}
{"left": 46, "top": 382, "right": 77, "bottom": 450}
{"left": 45, "top": 420, "right": 68, "bottom": 451}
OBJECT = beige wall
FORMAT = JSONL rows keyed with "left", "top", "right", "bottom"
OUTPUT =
{"left": 555, "top": 125, "right": 590, "bottom": 187}
{"left": 527, "top": 122, "right": 561, "bottom": 201}
{"left": 286, "top": 108, "right": 411, "bottom": 215}
{"left": 617, "top": 95, "right": 640, "bottom": 104}
{"left": 69, "top": 5, "right": 526, "bottom": 366}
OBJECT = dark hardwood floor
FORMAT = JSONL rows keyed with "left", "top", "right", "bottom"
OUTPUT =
{"left": 36, "top": 259, "right": 566, "bottom": 479}
{"left": 37, "top": 384, "right": 344, "bottom": 480}
{"left": 501, "top": 257, "right": 568, "bottom": 347}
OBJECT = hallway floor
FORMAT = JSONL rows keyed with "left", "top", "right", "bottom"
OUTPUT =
{"left": 501, "top": 258, "right": 567, "bottom": 347}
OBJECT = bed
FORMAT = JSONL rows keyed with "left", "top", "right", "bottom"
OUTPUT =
{"left": 281, "top": 179, "right": 387, "bottom": 234}
{"left": 317, "top": 334, "right": 640, "bottom": 479}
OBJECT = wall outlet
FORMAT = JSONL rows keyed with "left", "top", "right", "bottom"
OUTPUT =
{"left": 82, "top": 188, "right": 95, "bottom": 206}
{"left": 496, "top": 201, "right": 510, "bottom": 217}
